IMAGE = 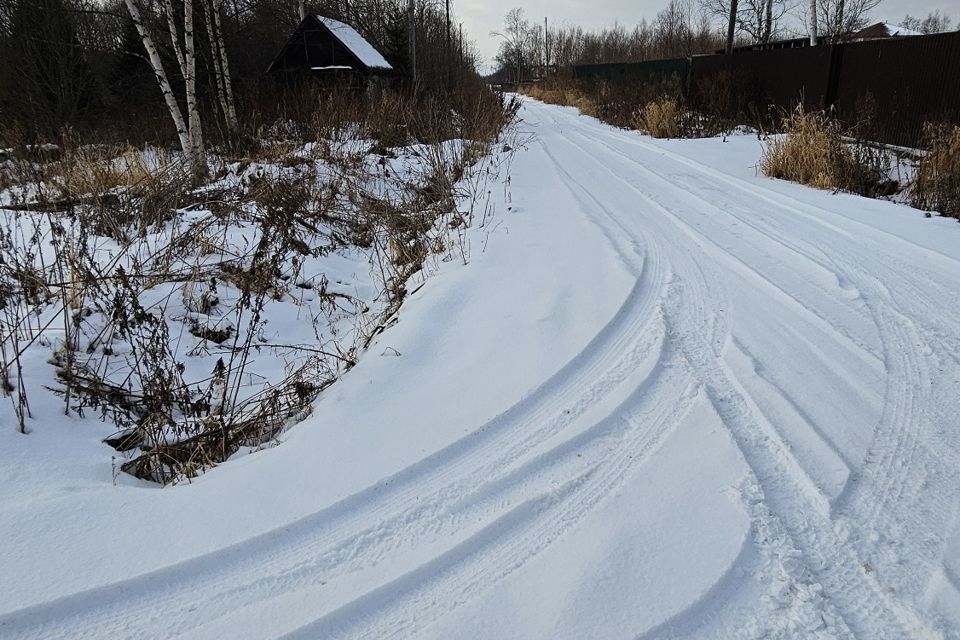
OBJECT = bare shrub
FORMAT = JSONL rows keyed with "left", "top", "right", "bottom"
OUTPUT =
{"left": 913, "top": 123, "right": 960, "bottom": 219}
{"left": 686, "top": 68, "right": 767, "bottom": 137}
{"left": 1, "top": 80, "right": 519, "bottom": 484}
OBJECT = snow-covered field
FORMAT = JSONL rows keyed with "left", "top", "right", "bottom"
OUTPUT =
{"left": 2, "top": 96, "right": 960, "bottom": 639}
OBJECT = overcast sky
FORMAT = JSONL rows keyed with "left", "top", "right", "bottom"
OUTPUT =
{"left": 457, "top": 0, "right": 959, "bottom": 70}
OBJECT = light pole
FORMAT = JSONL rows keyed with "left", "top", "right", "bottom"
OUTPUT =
{"left": 544, "top": 16, "right": 549, "bottom": 76}
{"left": 408, "top": 0, "right": 417, "bottom": 85}
{"left": 408, "top": 0, "right": 455, "bottom": 89}
{"left": 446, "top": 0, "right": 451, "bottom": 88}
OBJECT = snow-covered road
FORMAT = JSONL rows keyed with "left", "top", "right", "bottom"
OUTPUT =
{"left": 3, "top": 97, "right": 960, "bottom": 639}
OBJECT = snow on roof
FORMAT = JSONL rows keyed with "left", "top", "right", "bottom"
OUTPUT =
{"left": 853, "top": 21, "right": 924, "bottom": 40}
{"left": 316, "top": 16, "right": 393, "bottom": 71}
{"left": 311, "top": 65, "right": 354, "bottom": 71}
{"left": 881, "top": 22, "right": 923, "bottom": 37}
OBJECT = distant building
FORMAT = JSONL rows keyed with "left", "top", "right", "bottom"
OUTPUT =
{"left": 267, "top": 15, "right": 394, "bottom": 87}
{"left": 716, "top": 21, "right": 923, "bottom": 55}
{"left": 849, "top": 22, "right": 923, "bottom": 41}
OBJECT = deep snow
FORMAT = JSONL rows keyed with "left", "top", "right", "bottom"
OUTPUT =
{"left": 2, "top": 97, "right": 960, "bottom": 639}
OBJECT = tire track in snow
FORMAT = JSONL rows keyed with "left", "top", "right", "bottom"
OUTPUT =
{"left": 583, "top": 118, "right": 960, "bottom": 370}
{"left": 573, "top": 111, "right": 960, "bottom": 378}
{"left": 825, "top": 262, "right": 960, "bottom": 619}
{"left": 277, "top": 341, "right": 698, "bottom": 640}
{"left": 615, "top": 120, "right": 960, "bottom": 615}
{"left": 552, "top": 107, "right": 960, "bottom": 629}
{"left": 0, "top": 271, "right": 667, "bottom": 640}
{"left": 561, "top": 121, "right": 884, "bottom": 369}
{"left": 658, "top": 237, "right": 931, "bottom": 640}
{"left": 579, "top": 113, "right": 960, "bottom": 271}
{"left": 0, "top": 116, "right": 671, "bottom": 640}
{"left": 533, "top": 104, "right": 941, "bottom": 638}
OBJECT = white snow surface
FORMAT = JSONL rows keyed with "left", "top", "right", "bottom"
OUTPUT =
{"left": 2, "top": 97, "right": 960, "bottom": 639}
{"left": 316, "top": 16, "right": 393, "bottom": 71}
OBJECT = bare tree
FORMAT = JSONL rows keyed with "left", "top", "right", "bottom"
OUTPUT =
{"left": 203, "top": 0, "right": 238, "bottom": 134}
{"left": 0, "top": 0, "right": 99, "bottom": 136}
{"left": 814, "top": 0, "right": 881, "bottom": 37}
{"left": 539, "top": 0, "right": 721, "bottom": 68}
{"left": 124, "top": 0, "right": 206, "bottom": 180}
{"left": 901, "top": 11, "right": 953, "bottom": 34}
{"left": 492, "top": 8, "right": 534, "bottom": 83}
{"left": 704, "top": 0, "right": 796, "bottom": 45}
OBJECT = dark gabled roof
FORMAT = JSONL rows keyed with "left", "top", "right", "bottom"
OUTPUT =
{"left": 266, "top": 14, "right": 393, "bottom": 75}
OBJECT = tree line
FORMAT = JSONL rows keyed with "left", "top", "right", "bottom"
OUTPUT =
{"left": 0, "top": 0, "right": 480, "bottom": 157}
{"left": 489, "top": 0, "right": 955, "bottom": 82}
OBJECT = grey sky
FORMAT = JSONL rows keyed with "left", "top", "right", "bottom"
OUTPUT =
{"left": 457, "top": 0, "right": 959, "bottom": 69}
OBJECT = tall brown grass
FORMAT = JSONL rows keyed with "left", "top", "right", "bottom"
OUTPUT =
{"left": 762, "top": 107, "right": 852, "bottom": 190}
{"left": 761, "top": 106, "right": 889, "bottom": 196}
{"left": 634, "top": 97, "right": 681, "bottom": 139}
{"left": 913, "top": 123, "right": 960, "bottom": 219}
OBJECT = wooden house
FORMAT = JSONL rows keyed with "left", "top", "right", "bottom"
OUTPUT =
{"left": 267, "top": 15, "right": 394, "bottom": 87}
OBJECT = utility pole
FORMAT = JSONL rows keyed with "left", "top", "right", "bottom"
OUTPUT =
{"left": 544, "top": 16, "right": 549, "bottom": 77}
{"left": 517, "top": 46, "right": 522, "bottom": 84}
{"left": 408, "top": 0, "right": 417, "bottom": 86}
{"left": 445, "top": 0, "right": 451, "bottom": 88}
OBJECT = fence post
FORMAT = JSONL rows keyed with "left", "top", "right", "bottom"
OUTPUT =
{"left": 824, "top": 43, "right": 845, "bottom": 110}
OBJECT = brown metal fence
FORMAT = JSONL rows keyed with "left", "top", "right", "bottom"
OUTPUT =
{"left": 829, "top": 32, "right": 960, "bottom": 147}
{"left": 689, "top": 31, "right": 960, "bottom": 147}
{"left": 576, "top": 31, "right": 960, "bottom": 148}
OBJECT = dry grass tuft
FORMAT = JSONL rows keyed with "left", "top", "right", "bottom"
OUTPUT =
{"left": 761, "top": 105, "right": 891, "bottom": 197}
{"left": 762, "top": 106, "right": 893, "bottom": 196}
{"left": 635, "top": 97, "right": 681, "bottom": 139}
{"left": 762, "top": 107, "right": 853, "bottom": 190}
{"left": 913, "top": 123, "right": 960, "bottom": 219}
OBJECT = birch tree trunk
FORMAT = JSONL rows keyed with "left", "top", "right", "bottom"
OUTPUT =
{"left": 210, "top": 0, "right": 238, "bottom": 133}
{"left": 809, "top": 0, "right": 819, "bottom": 45}
{"left": 202, "top": 0, "right": 227, "bottom": 128}
{"left": 162, "top": 0, "right": 186, "bottom": 73}
{"left": 183, "top": 0, "right": 206, "bottom": 179}
{"left": 123, "top": 0, "right": 192, "bottom": 164}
